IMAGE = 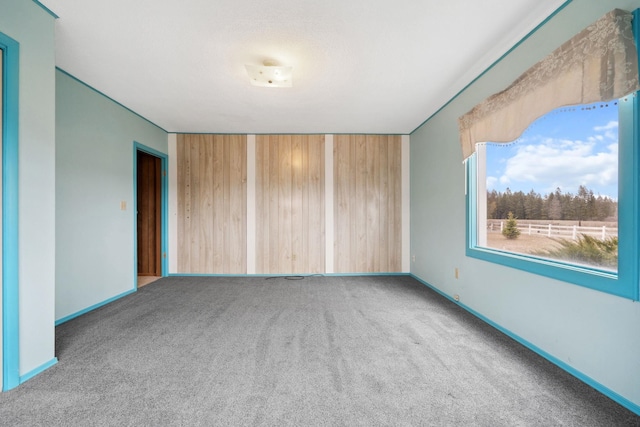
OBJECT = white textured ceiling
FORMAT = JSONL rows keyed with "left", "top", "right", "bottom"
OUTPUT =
{"left": 41, "top": 0, "right": 567, "bottom": 134}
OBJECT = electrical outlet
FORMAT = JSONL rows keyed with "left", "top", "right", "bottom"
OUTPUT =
{"left": 455, "top": 268, "right": 459, "bottom": 279}
{"left": 412, "top": 255, "right": 416, "bottom": 262}
{"left": 120, "top": 201, "right": 127, "bottom": 211}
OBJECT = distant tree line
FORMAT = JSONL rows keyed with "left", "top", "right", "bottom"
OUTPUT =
{"left": 487, "top": 185, "right": 617, "bottom": 224}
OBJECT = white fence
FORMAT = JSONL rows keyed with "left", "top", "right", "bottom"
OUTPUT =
{"left": 487, "top": 221, "right": 617, "bottom": 240}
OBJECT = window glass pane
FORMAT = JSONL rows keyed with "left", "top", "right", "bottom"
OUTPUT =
{"left": 476, "top": 101, "right": 618, "bottom": 273}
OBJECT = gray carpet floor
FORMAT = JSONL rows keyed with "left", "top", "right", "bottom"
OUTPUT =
{"left": 1, "top": 275, "right": 639, "bottom": 426}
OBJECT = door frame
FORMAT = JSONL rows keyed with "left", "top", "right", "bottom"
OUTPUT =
{"left": 133, "top": 142, "right": 168, "bottom": 287}
{"left": 1, "top": 32, "right": 20, "bottom": 391}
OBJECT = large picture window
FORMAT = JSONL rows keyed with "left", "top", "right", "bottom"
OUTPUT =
{"left": 461, "top": 9, "right": 640, "bottom": 300}
{"left": 466, "top": 93, "right": 638, "bottom": 300}
{"left": 476, "top": 101, "right": 619, "bottom": 273}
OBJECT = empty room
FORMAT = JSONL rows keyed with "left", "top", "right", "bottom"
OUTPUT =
{"left": 1, "top": 0, "right": 640, "bottom": 425}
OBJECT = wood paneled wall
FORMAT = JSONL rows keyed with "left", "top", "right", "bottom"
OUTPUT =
{"left": 334, "top": 135, "right": 402, "bottom": 272}
{"left": 256, "top": 135, "right": 325, "bottom": 274}
{"left": 174, "top": 133, "right": 403, "bottom": 274}
{"left": 177, "top": 134, "right": 247, "bottom": 273}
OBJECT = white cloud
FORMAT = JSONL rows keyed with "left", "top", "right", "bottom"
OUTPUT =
{"left": 497, "top": 136, "right": 617, "bottom": 195}
{"left": 593, "top": 121, "right": 618, "bottom": 132}
{"left": 486, "top": 176, "right": 498, "bottom": 189}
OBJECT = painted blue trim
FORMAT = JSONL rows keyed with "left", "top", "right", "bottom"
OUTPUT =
{"left": 55, "top": 68, "right": 168, "bottom": 133}
{"left": 322, "top": 272, "right": 410, "bottom": 277}
{"left": 626, "top": 8, "right": 640, "bottom": 302}
{"left": 614, "top": 92, "right": 639, "bottom": 301}
{"left": 31, "top": 0, "right": 59, "bottom": 18}
{"left": 410, "top": 274, "right": 640, "bottom": 416}
{"left": 1, "top": 33, "right": 20, "bottom": 392}
{"left": 55, "top": 289, "right": 136, "bottom": 326}
{"left": 19, "top": 357, "right": 58, "bottom": 384}
{"left": 133, "top": 142, "right": 169, "bottom": 284}
{"left": 171, "top": 132, "right": 409, "bottom": 136}
{"left": 167, "top": 273, "right": 411, "bottom": 277}
{"left": 134, "top": 143, "right": 167, "bottom": 160}
{"left": 168, "top": 273, "right": 295, "bottom": 278}
{"left": 410, "top": 0, "right": 573, "bottom": 135}
{"left": 465, "top": 155, "right": 477, "bottom": 249}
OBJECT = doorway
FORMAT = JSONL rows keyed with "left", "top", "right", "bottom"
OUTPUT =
{"left": 135, "top": 147, "right": 166, "bottom": 287}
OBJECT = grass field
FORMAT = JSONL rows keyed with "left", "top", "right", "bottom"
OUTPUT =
{"left": 485, "top": 220, "right": 616, "bottom": 255}
{"left": 483, "top": 220, "right": 618, "bottom": 271}
{"left": 486, "top": 232, "right": 563, "bottom": 254}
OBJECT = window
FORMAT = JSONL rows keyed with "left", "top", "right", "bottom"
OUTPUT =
{"left": 477, "top": 101, "right": 619, "bottom": 272}
{"left": 466, "top": 93, "right": 639, "bottom": 299}
{"left": 461, "top": 9, "right": 640, "bottom": 300}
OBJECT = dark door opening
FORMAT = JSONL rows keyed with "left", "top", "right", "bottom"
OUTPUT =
{"left": 137, "top": 150, "right": 162, "bottom": 278}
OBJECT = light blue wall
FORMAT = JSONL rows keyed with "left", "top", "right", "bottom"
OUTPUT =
{"left": 411, "top": 0, "right": 640, "bottom": 411}
{"left": 55, "top": 70, "right": 167, "bottom": 321}
{"left": 0, "top": 1, "right": 56, "bottom": 377}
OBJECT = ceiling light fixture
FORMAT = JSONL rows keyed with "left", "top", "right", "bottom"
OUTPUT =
{"left": 245, "top": 60, "right": 292, "bottom": 88}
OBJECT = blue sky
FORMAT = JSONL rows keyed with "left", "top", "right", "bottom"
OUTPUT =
{"left": 485, "top": 101, "right": 618, "bottom": 199}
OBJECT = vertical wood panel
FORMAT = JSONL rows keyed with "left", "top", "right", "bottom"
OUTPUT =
{"left": 222, "top": 136, "right": 231, "bottom": 272}
{"left": 229, "top": 134, "right": 247, "bottom": 274}
{"left": 378, "top": 136, "right": 390, "bottom": 272}
{"left": 291, "top": 136, "right": 303, "bottom": 273}
{"left": 354, "top": 135, "right": 367, "bottom": 271}
{"left": 334, "top": 135, "right": 402, "bottom": 272}
{"left": 212, "top": 136, "right": 224, "bottom": 271}
{"left": 366, "top": 135, "right": 380, "bottom": 271}
{"left": 190, "top": 139, "right": 201, "bottom": 270}
{"left": 308, "top": 136, "right": 325, "bottom": 272}
{"left": 256, "top": 135, "right": 325, "bottom": 274}
{"left": 256, "top": 137, "right": 268, "bottom": 272}
{"left": 308, "top": 134, "right": 326, "bottom": 273}
{"left": 269, "top": 135, "right": 280, "bottom": 272}
{"left": 279, "top": 135, "right": 291, "bottom": 272}
{"left": 240, "top": 134, "right": 249, "bottom": 272}
{"left": 200, "top": 136, "right": 214, "bottom": 272}
{"left": 387, "top": 136, "right": 402, "bottom": 271}
{"left": 176, "top": 134, "right": 247, "bottom": 273}
{"left": 177, "top": 136, "right": 190, "bottom": 271}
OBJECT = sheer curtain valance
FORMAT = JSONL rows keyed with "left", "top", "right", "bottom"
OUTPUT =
{"left": 458, "top": 9, "right": 640, "bottom": 160}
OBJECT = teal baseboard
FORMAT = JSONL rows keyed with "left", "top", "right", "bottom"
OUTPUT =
{"left": 409, "top": 274, "right": 640, "bottom": 417}
{"left": 55, "top": 288, "right": 136, "bottom": 326}
{"left": 168, "top": 272, "right": 411, "bottom": 277}
{"left": 322, "top": 272, "right": 411, "bottom": 277}
{"left": 19, "top": 357, "right": 58, "bottom": 384}
{"left": 168, "top": 273, "right": 265, "bottom": 277}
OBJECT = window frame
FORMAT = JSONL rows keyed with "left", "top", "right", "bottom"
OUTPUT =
{"left": 465, "top": 91, "right": 639, "bottom": 300}
{"left": 1, "top": 31, "right": 21, "bottom": 390}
